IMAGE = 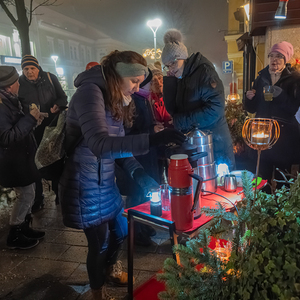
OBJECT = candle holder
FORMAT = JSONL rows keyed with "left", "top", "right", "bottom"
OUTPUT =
{"left": 149, "top": 188, "right": 162, "bottom": 217}
{"left": 242, "top": 118, "right": 280, "bottom": 199}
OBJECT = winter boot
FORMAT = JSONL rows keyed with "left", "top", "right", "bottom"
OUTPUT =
{"left": 7, "top": 225, "right": 39, "bottom": 250}
{"left": 106, "top": 260, "right": 134, "bottom": 287}
{"left": 22, "top": 214, "right": 45, "bottom": 240}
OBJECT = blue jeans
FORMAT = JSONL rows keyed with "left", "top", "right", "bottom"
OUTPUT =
{"left": 83, "top": 209, "right": 128, "bottom": 289}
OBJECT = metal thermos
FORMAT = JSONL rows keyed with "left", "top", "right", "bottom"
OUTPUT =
{"left": 187, "top": 128, "right": 217, "bottom": 218}
{"left": 168, "top": 154, "right": 202, "bottom": 231}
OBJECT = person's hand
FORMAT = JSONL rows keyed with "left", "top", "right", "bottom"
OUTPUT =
{"left": 246, "top": 89, "right": 256, "bottom": 100}
{"left": 50, "top": 104, "right": 60, "bottom": 114}
{"left": 37, "top": 112, "right": 48, "bottom": 126}
{"left": 149, "top": 128, "right": 186, "bottom": 147}
{"left": 132, "top": 168, "right": 159, "bottom": 196}
{"left": 154, "top": 123, "right": 164, "bottom": 133}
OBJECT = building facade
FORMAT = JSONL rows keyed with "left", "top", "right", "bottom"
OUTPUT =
{"left": 0, "top": 4, "right": 132, "bottom": 99}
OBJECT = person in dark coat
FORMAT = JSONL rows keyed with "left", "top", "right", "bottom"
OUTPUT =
{"left": 244, "top": 41, "right": 300, "bottom": 191}
{"left": 115, "top": 68, "right": 163, "bottom": 246}
{"left": 161, "top": 29, "right": 235, "bottom": 171}
{"left": 58, "top": 50, "right": 185, "bottom": 300}
{"left": 18, "top": 55, "right": 68, "bottom": 211}
{"left": 0, "top": 66, "right": 46, "bottom": 250}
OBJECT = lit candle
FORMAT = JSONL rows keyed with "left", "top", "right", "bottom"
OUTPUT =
{"left": 251, "top": 132, "right": 270, "bottom": 145}
{"left": 150, "top": 189, "right": 162, "bottom": 217}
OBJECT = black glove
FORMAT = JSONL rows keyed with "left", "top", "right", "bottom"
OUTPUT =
{"left": 149, "top": 128, "right": 186, "bottom": 147}
{"left": 132, "top": 168, "right": 159, "bottom": 196}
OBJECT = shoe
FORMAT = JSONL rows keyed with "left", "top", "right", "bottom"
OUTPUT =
{"left": 134, "top": 232, "right": 152, "bottom": 247}
{"left": 91, "top": 284, "right": 116, "bottom": 300}
{"left": 141, "top": 224, "right": 156, "bottom": 237}
{"left": 7, "top": 225, "right": 39, "bottom": 250}
{"left": 31, "top": 195, "right": 45, "bottom": 213}
{"left": 106, "top": 260, "right": 134, "bottom": 287}
{"left": 22, "top": 214, "right": 45, "bottom": 240}
{"left": 102, "top": 284, "right": 116, "bottom": 300}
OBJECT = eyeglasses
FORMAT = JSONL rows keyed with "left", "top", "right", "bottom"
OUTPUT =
{"left": 268, "top": 54, "right": 285, "bottom": 60}
{"left": 163, "top": 59, "right": 184, "bottom": 71}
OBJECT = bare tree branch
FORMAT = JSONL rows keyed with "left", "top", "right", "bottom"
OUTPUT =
{"left": 0, "top": 0, "right": 18, "bottom": 27}
{"left": 32, "top": 0, "right": 59, "bottom": 13}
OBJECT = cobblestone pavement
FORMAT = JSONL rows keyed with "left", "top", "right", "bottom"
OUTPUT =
{"left": 0, "top": 190, "right": 173, "bottom": 300}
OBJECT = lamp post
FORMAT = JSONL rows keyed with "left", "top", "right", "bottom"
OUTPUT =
{"left": 147, "top": 18, "right": 162, "bottom": 61}
{"left": 51, "top": 55, "right": 58, "bottom": 74}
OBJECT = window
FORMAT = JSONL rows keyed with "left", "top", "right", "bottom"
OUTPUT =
{"left": 58, "top": 40, "right": 65, "bottom": 56}
{"left": 69, "top": 41, "right": 79, "bottom": 60}
{"left": 80, "top": 45, "right": 86, "bottom": 61}
{"left": 47, "top": 36, "right": 54, "bottom": 55}
{"left": 86, "top": 46, "right": 92, "bottom": 62}
{"left": 0, "top": 35, "right": 12, "bottom": 56}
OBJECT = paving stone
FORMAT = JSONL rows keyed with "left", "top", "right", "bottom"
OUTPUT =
{"left": 10, "top": 257, "right": 79, "bottom": 280}
{"left": 57, "top": 245, "right": 88, "bottom": 263}
{"left": 63, "top": 263, "right": 89, "bottom": 285}
{"left": 118, "top": 251, "right": 169, "bottom": 272}
{"left": 7, "top": 242, "right": 70, "bottom": 260}
{"left": 0, "top": 253, "right": 26, "bottom": 274}
{"left": 0, "top": 274, "right": 79, "bottom": 300}
{"left": 53, "top": 231, "right": 88, "bottom": 247}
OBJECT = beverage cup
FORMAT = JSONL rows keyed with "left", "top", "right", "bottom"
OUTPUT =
{"left": 160, "top": 184, "right": 171, "bottom": 211}
{"left": 263, "top": 86, "right": 274, "bottom": 101}
{"left": 220, "top": 174, "right": 237, "bottom": 192}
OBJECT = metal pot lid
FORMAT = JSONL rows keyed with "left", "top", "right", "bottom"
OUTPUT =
{"left": 187, "top": 127, "right": 212, "bottom": 138}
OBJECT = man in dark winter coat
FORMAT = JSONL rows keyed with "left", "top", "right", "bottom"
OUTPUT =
{"left": 244, "top": 41, "right": 300, "bottom": 191}
{"left": 0, "top": 66, "right": 46, "bottom": 249}
{"left": 161, "top": 29, "right": 235, "bottom": 171}
{"left": 18, "top": 55, "right": 68, "bottom": 211}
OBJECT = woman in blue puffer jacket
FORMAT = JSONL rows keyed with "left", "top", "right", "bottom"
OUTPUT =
{"left": 58, "top": 50, "right": 185, "bottom": 300}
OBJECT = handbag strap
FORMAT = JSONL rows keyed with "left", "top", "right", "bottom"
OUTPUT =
{"left": 47, "top": 72, "right": 54, "bottom": 88}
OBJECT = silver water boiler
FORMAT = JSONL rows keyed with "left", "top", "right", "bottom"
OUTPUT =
{"left": 187, "top": 128, "right": 217, "bottom": 218}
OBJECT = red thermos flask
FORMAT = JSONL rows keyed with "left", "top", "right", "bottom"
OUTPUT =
{"left": 168, "top": 154, "right": 203, "bottom": 231}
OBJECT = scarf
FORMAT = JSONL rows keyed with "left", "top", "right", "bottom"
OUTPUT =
{"left": 269, "top": 67, "right": 284, "bottom": 85}
{"left": 0, "top": 88, "right": 22, "bottom": 111}
{"left": 122, "top": 94, "right": 132, "bottom": 106}
{"left": 136, "top": 88, "right": 150, "bottom": 99}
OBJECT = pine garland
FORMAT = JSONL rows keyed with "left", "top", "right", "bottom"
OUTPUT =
{"left": 157, "top": 172, "right": 300, "bottom": 299}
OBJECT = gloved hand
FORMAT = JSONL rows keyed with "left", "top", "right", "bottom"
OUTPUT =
{"left": 149, "top": 128, "right": 186, "bottom": 147}
{"left": 132, "top": 168, "right": 159, "bottom": 196}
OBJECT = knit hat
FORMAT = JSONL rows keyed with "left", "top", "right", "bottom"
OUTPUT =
{"left": 270, "top": 41, "right": 294, "bottom": 63}
{"left": 21, "top": 55, "right": 40, "bottom": 69}
{"left": 161, "top": 29, "right": 188, "bottom": 65}
{"left": 0, "top": 66, "right": 19, "bottom": 88}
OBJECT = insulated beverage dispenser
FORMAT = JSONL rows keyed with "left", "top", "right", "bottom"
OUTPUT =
{"left": 168, "top": 154, "right": 203, "bottom": 231}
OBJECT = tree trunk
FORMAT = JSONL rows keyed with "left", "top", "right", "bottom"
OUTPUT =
{"left": 15, "top": 0, "right": 31, "bottom": 56}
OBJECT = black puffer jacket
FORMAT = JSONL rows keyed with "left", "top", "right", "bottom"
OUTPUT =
{"left": 0, "top": 91, "right": 40, "bottom": 187}
{"left": 243, "top": 66, "right": 300, "bottom": 165}
{"left": 163, "top": 52, "right": 235, "bottom": 170}
{"left": 18, "top": 69, "right": 68, "bottom": 144}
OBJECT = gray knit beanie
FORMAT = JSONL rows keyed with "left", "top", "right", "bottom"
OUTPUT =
{"left": 161, "top": 29, "right": 188, "bottom": 65}
{"left": 0, "top": 66, "right": 19, "bottom": 88}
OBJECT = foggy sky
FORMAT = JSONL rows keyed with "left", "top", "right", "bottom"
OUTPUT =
{"left": 50, "top": 0, "right": 231, "bottom": 85}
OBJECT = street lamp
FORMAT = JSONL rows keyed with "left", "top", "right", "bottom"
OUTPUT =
{"left": 147, "top": 18, "right": 162, "bottom": 61}
{"left": 51, "top": 55, "right": 58, "bottom": 73}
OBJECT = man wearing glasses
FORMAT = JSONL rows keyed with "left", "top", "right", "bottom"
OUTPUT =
{"left": 161, "top": 29, "right": 235, "bottom": 171}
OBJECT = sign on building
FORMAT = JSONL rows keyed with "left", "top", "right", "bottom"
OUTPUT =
{"left": 222, "top": 61, "right": 233, "bottom": 74}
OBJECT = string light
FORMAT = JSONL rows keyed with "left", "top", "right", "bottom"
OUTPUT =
{"left": 142, "top": 48, "right": 162, "bottom": 60}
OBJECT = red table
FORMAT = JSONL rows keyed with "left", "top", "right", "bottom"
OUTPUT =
{"left": 125, "top": 181, "right": 267, "bottom": 300}
{"left": 124, "top": 186, "right": 243, "bottom": 235}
